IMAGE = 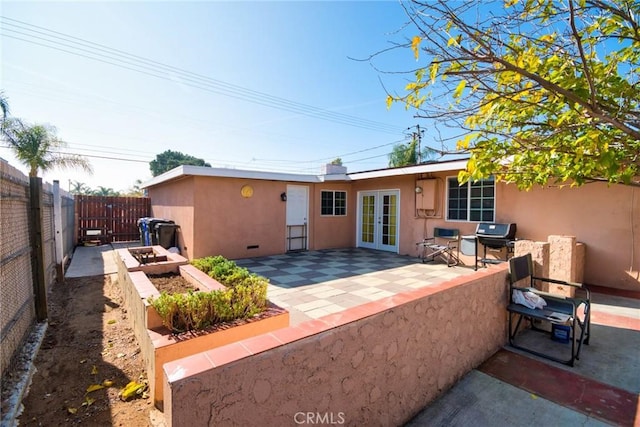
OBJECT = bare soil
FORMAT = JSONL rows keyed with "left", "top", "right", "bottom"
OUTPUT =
{"left": 147, "top": 273, "right": 196, "bottom": 294}
{"left": 17, "top": 275, "right": 155, "bottom": 426}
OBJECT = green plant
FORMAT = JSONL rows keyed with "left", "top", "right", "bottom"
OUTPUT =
{"left": 149, "top": 255, "right": 270, "bottom": 333}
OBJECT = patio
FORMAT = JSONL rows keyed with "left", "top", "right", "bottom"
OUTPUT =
{"left": 234, "top": 248, "right": 476, "bottom": 325}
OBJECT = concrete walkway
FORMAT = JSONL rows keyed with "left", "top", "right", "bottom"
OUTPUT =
{"left": 407, "top": 290, "right": 640, "bottom": 427}
{"left": 64, "top": 242, "right": 138, "bottom": 278}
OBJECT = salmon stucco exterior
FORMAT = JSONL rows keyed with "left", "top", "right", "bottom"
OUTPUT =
{"left": 144, "top": 161, "right": 639, "bottom": 292}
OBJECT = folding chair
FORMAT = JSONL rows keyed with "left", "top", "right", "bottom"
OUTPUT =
{"left": 416, "top": 227, "right": 460, "bottom": 267}
{"left": 507, "top": 253, "right": 591, "bottom": 366}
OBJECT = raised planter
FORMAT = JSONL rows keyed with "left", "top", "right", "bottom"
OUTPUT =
{"left": 117, "top": 245, "right": 189, "bottom": 275}
{"left": 115, "top": 247, "right": 289, "bottom": 407}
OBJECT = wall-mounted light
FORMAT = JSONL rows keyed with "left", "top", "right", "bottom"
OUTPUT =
{"left": 280, "top": 192, "right": 287, "bottom": 202}
{"left": 415, "top": 186, "right": 423, "bottom": 194}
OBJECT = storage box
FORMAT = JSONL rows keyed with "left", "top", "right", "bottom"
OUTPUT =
{"left": 551, "top": 324, "right": 571, "bottom": 343}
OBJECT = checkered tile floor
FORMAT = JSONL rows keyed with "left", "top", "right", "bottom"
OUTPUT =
{"left": 234, "top": 248, "right": 476, "bottom": 325}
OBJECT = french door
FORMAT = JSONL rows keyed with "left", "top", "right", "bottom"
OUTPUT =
{"left": 357, "top": 190, "right": 399, "bottom": 252}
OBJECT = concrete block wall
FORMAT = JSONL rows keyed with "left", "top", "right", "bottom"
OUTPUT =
{"left": 163, "top": 266, "right": 510, "bottom": 426}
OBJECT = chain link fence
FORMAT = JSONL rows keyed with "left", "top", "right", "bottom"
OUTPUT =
{"left": 0, "top": 159, "right": 74, "bottom": 378}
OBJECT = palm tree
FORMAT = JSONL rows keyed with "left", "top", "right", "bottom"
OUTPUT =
{"left": 69, "top": 180, "right": 92, "bottom": 195}
{"left": 388, "top": 139, "right": 419, "bottom": 168}
{"left": 0, "top": 91, "right": 9, "bottom": 120}
{"left": 92, "top": 186, "right": 119, "bottom": 196}
{"left": 1, "top": 120, "right": 92, "bottom": 177}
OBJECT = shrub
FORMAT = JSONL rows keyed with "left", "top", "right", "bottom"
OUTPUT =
{"left": 148, "top": 255, "right": 269, "bottom": 333}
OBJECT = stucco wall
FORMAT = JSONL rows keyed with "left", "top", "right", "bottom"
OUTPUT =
{"left": 499, "top": 182, "right": 639, "bottom": 290}
{"left": 189, "top": 176, "right": 288, "bottom": 259}
{"left": 148, "top": 177, "right": 196, "bottom": 259}
{"left": 148, "top": 170, "right": 639, "bottom": 290}
{"left": 163, "top": 267, "right": 508, "bottom": 426}
{"left": 311, "top": 183, "right": 355, "bottom": 250}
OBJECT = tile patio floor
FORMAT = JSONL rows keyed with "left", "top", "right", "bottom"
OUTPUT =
{"left": 234, "top": 248, "right": 476, "bottom": 326}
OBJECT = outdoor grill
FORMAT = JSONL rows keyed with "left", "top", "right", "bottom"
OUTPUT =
{"left": 475, "top": 222, "right": 517, "bottom": 266}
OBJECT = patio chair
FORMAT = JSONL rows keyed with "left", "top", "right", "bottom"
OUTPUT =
{"left": 507, "top": 253, "right": 591, "bottom": 366}
{"left": 416, "top": 227, "right": 460, "bottom": 267}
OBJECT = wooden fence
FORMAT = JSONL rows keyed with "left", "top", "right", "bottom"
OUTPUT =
{"left": 75, "top": 195, "right": 150, "bottom": 244}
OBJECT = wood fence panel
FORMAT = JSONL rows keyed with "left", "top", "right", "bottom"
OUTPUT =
{"left": 75, "top": 196, "right": 150, "bottom": 244}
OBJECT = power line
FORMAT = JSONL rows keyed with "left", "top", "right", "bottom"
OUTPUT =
{"left": 1, "top": 17, "right": 405, "bottom": 135}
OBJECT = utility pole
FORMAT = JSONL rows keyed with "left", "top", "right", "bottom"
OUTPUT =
{"left": 407, "top": 124, "right": 425, "bottom": 163}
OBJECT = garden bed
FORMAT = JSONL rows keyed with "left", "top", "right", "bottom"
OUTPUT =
{"left": 114, "top": 248, "right": 289, "bottom": 408}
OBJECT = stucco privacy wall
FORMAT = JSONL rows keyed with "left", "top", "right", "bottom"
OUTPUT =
{"left": 163, "top": 266, "right": 508, "bottom": 426}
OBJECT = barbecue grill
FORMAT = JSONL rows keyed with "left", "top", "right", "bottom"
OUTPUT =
{"left": 475, "top": 222, "right": 517, "bottom": 266}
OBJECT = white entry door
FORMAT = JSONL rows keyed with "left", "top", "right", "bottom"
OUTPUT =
{"left": 285, "top": 185, "right": 309, "bottom": 251}
{"left": 357, "top": 190, "right": 399, "bottom": 252}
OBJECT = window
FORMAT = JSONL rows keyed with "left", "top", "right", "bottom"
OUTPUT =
{"left": 447, "top": 176, "right": 495, "bottom": 222}
{"left": 321, "top": 190, "right": 347, "bottom": 216}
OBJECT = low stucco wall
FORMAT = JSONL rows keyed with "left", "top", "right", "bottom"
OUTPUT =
{"left": 163, "top": 265, "right": 509, "bottom": 426}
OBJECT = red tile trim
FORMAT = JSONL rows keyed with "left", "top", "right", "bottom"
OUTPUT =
{"left": 204, "top": 342, "right": 251, "bottom": 367}
{"left": 270, "top": 326, "right": 309, "bottom": 344}
{"left": 479, "top": 349, "right": 639, "bottom": 427}
{"left": 240, "top": 334, "right": 282, "bottom": 355}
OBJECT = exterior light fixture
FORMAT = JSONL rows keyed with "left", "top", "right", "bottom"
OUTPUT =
{"left": 415, "top": 186, "right": 423, "bottom": 194}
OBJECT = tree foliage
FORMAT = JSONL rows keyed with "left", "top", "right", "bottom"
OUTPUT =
{"left": 1, "top": 94, "right": 92, "bottom": 178}
{"left": 386, "top": 0, "right": 639, "bottom": 188}
{"left": 149, "top": 149, "right": 211, "bottom": 177}
{"left": 1, "top": 119, "right": 93, "bottom": 177}
{"left": 388, "top": 138, "right": 437, "bottom": 167}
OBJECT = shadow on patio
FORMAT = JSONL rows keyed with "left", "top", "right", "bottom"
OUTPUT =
{"left": 235, "top": 247, "right": 476, "bottom": 325}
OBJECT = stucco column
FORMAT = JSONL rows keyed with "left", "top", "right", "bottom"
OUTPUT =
{"left": 548, "top": 235, "right": 576, "bottom": 297}
{"left": 514, "top": 240, "right": 550, "bottom": 291}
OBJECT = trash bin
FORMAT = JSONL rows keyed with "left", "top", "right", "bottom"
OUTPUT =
{"left": 137, "top": 218, "right": 175, "bottom": 246}
{"left": 155, "top": 223, "right": 180, "bottom": 250}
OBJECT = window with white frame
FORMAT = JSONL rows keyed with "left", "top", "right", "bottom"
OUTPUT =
{"left": 321, "top": 190, "right": 347, "bottom": 216}
{"left": 447, "top": 176, "right": 495, "bottom": 222}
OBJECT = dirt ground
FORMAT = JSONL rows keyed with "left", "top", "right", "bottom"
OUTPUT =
{"left": 18, "top": 274, "right": 155, "bottom": 426}
{"left": 147, "top": 273, "right": 196, "bottom": 294}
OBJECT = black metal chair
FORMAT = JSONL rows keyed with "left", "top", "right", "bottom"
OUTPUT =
{"left": 416, "top": 228, "right": 460, "bottom": 267}
{"left": 507, "top": 253, "right": 591, "bottom": 366}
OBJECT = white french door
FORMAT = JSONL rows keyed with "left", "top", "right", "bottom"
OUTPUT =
{"left": 357, "top": 190, "right": 399, "bottom": 252}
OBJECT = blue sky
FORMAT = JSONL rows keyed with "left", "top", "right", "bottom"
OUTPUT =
{"left": 1, "top": 1, "right": 430, "bottom": 192}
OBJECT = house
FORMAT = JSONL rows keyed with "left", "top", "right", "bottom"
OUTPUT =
{"left": 143, "top": 159, "right": 639, "bottom": 292}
